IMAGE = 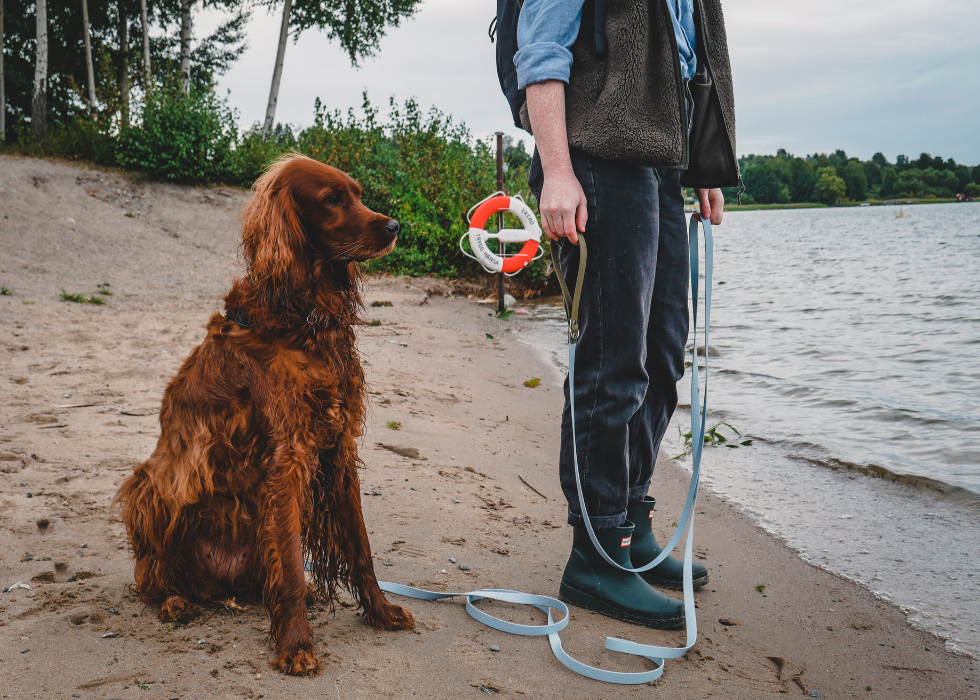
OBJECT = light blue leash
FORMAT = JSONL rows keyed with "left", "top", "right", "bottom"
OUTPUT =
{"left": 377, "top": 216, "right": 712, "bottom": 684}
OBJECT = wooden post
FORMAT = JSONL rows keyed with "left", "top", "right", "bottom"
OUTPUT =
{"left": 496, "top": 131, "right": 505, "bottom": 314}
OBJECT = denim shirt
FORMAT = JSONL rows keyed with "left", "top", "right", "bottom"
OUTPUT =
{"left": 515, "top": 0, "right": 697, "bottom": 90}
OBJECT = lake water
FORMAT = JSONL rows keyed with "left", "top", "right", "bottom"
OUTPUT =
{"left": 513, "top": 202, "right": 980, "bottom": 656}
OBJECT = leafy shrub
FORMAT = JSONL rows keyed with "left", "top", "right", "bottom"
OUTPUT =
{"left": 117, "top": 88, "right": 239, "bottom": 184}
{"left": 814, "top": 167, "right": 846, "bottom": 205}
{"left": 35, "top": 115, "right": 116, "bottom": 165}
{"left": 230, "top": 122, "right": 297, "bottom": 184}
{"left": 297, "top": 96, "right": 540, "bottom": 281}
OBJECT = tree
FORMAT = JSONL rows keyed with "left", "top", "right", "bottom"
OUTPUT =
{"left": 259, "top": 0, "right": 423, "bottom": 138}
{"left": 842, "top": 160, "right": 867, "bottom": 200}
{"left": 871, "top": 152, "right": 889, "bottom": 168}
{"left": 117, "top": 4, "right": 130, "bottom": 125}
{"left": 140, "top": 0, "right": 151, "bottom": 87}
{"left": 262, "top": 0, "right": 292, "bottom": 137}
{"left": 964, "top": 183, "right": 980, "bottom": 198}
{"left": 81, "top": 0, "right": 98, "bottom": 114}
{"left": 1, "top": 0, "right": 5, "bottom": 141}
{"left": 814, "top": 167, "right": 845, "bottom": 205}
{"left": 32, "top": 0, "right": 47, "bottom": 142}
{"left": 743, "top": 162, "right": 789, "bottom": 204}
{"left": 789, "top": 157, "right": 816, "bottom": 202}
{"left": 179, "top": 0, "right": 192, "bottom": 93}
{"left": 880, "top": 167, "right": 898, "bottom": 198}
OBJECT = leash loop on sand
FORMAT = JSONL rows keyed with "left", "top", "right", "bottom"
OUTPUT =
{"left": 380, "top": 217, "right": 712, "bottom": 684}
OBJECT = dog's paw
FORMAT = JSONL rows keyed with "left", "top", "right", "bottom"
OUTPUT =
{"left": 159, "top": 596, "right": 192, "bottom": 622}
{"left": 366, "top": 602, "right": 415, "bottom": 631}
{"left": 273, "top": 645, "right": 320, "bottom": 676}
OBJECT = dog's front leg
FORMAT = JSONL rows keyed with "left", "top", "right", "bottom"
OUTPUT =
{"left": 259, "top": 459, "right": 320, "bottom": 676}
{"left": 331, "top": 442, "right": 415, "bottom": 631}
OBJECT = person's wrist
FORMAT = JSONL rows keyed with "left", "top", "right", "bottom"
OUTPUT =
{"left": 542, "top": 160, "right": 575, "bottom": 180}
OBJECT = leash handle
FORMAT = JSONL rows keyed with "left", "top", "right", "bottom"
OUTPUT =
{"left": 378, "top": 216, "right": 712, "bottom": 685}
{"left": 549, "top": 235, "right": 587, "bottom": 342}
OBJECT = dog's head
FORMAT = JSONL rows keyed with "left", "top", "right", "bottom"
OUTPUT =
{"left": 241, "top": 154, "right": 398, "bottom": 296}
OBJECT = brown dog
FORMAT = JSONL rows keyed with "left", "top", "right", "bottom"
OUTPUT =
{"left": 115, "top": 154, "right": 413, "bottom": 675}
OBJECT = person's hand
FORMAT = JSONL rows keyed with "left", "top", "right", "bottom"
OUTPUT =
{"left": 694, "top": 187, "right": 724, "bottom": 225}
{"left": 539, "top": 168, "right": 588, "bottom": 245}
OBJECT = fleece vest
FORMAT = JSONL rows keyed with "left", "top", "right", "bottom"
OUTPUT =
{"left": 519, "top": 0, "right": 740, "bottom": 189}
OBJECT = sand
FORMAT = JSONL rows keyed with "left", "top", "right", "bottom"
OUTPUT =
{"left": 0, "top": 155, "right": 976, "bottom": 699}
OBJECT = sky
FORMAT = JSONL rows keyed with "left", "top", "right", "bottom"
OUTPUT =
{"left": 197, "top": 0, "right": 980, "bottom": 164}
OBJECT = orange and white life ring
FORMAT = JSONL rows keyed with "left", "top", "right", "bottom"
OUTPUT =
{"left": 465, "top": 195, "right": 541, "bottom": 274}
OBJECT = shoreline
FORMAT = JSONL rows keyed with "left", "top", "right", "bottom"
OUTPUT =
{"left": 1, "top": 156, "right": 976, "bottom": 698}
{"left": 688, "top": 198, "right": 977, "bottom": 213}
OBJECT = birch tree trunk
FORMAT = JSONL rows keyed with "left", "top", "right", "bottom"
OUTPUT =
{"left": 140, "top": 0, "right": 151, "bottom": 89}
{"left": 262, "top": 0, "right": 293, "bottom": 138}
{"left": 81, "top": 0, "right": 98, "bottom": 115}
{"left": 179, "top": 0, "right": 192, "bottom": 94}
{"left": 117, "top": 9, "right": 129, "bottom": 126}
{"left": 1, "top": 0, "right": 6, "bottom": 142}
{"left": 32, "top": 0, "right": 47, "bottom": 143}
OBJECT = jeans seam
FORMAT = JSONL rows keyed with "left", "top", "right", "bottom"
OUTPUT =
{"left": 583, "top": 155, "right": 604, "bottom": 520}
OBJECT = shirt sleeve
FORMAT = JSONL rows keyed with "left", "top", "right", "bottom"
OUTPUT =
{"left": 514, "top": 0, "right": 586, "bottom": 90}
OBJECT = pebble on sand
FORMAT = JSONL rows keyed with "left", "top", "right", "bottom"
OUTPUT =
{"left": 490, "top": 645, "right": 500, "bottom": 652}
{"left": 459, "top": 564, "right": 471, "bottom": 571}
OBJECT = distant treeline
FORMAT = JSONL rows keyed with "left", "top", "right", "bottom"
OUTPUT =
{"left": 726, "top": 150, "right": 980, "bottom": 205}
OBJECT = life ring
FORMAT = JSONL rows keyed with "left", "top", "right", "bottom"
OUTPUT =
{"left": 467, "top": 196, "right": 541, "bottom": 274}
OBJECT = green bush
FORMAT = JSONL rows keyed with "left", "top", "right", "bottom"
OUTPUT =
{"left": 117, "top": 88, "right": 239, "bottom": 184}
{"left": 230, "top": 122, "right": 297, "bottom": 184}
{"left": 43, "top": 115, "right": 116, "bottom": 164}
{"left": 297, "top": 96, "right": 540, "bottom": 281}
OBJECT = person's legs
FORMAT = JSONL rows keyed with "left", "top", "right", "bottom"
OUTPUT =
{"left": 551, "top": 148, "right": 664, "bottom": 530}
{"left": 624, "top": 169, "right": 709, "bottom": 589}
{"left": 529, "top": 148, "right": 686, "bottom": 628}
{"left": 626, "top": 169, "right": 690, "bottom": 498}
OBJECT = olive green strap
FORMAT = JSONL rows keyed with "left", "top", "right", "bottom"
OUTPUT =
{"left": 549, "top": 234, "right": 587, "bottom": 343}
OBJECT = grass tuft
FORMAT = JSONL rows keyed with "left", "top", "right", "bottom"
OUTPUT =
{"left": 386, "top": 420, "right": 402, "bottom": 431}
{"left": 59, "top": 289, "right": 105, "bottom": 305}
{"left": 755, "top": 584, "right": 766, "bottom": 593}
{"left": 371, "top": 300, "right": 393, "bottom": 307}
{"left": 96, "top": 282, "right": 113, "bottom": 296}
{"left": 0, "top": 285, "right": 12, "bottom": 296}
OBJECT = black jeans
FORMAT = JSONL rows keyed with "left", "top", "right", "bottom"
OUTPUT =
{"left": 530, "top": 149, "right": 690, "bottom": 529}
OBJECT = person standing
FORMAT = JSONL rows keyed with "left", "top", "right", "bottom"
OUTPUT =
{"left": 515, "top": 0, "right": 740, "bottom": 628}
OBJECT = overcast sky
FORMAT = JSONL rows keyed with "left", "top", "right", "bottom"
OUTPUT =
{"left": 197, "top": 0, "right": 980, "bottom": 164}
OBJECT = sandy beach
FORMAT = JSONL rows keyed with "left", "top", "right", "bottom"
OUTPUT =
{"left": 1, "top": 155, "right": 976, "bottom": 699}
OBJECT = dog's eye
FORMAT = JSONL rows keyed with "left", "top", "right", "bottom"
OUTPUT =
{"left": 326, "top": 194, "right": 343, "bottom": 206}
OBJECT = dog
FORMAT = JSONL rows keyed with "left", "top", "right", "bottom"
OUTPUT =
{"left": 115, "top": 154, "right": 413, "bottom": 676}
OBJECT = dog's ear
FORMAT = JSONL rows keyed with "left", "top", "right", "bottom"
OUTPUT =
{"left": 241, "top": 158, "right": 310, "bottom": 299}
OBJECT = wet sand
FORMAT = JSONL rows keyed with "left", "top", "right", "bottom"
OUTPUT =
{"left": 1, "top": 155, "right": 975, "bottom": 699}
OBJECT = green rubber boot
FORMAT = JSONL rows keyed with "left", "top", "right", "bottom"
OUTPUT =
{"left": 627, "top": 497, "right": 709, "bottom": 590}
{"left": 559, "top": 521, "right": 685, "bottom": 629}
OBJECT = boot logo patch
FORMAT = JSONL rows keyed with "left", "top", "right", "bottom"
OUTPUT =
{"left": 648, "top": 510, "right": 655, "bottom": 519}
{"left": 620, "top": 536, "right": 631, "bottom": 548}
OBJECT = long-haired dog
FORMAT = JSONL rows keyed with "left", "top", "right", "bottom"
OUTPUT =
{"left": 115, "top": 154, "right": 413, "bottom": 675}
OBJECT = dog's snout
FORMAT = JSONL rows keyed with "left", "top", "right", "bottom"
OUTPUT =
{"left": 385, "top": 219, "right": 400, "bottom": 237}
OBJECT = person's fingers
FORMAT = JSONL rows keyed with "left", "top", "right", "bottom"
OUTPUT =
{"left": 696, "top": 189, "right": 710, "bottom": 221}
{"left": 710, "top": 189, "right": 724, "bottom": 225}
{"left": 576, "top": 192, "right": 589, "bottom": 233}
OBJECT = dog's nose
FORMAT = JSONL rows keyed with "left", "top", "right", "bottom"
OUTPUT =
{"left": 385, "top": 219, "right": 400, "bottom": 237}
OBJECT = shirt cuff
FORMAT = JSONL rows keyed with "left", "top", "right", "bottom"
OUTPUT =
{"left": 515, "top": 42, "right": 574, "bottom": 90}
